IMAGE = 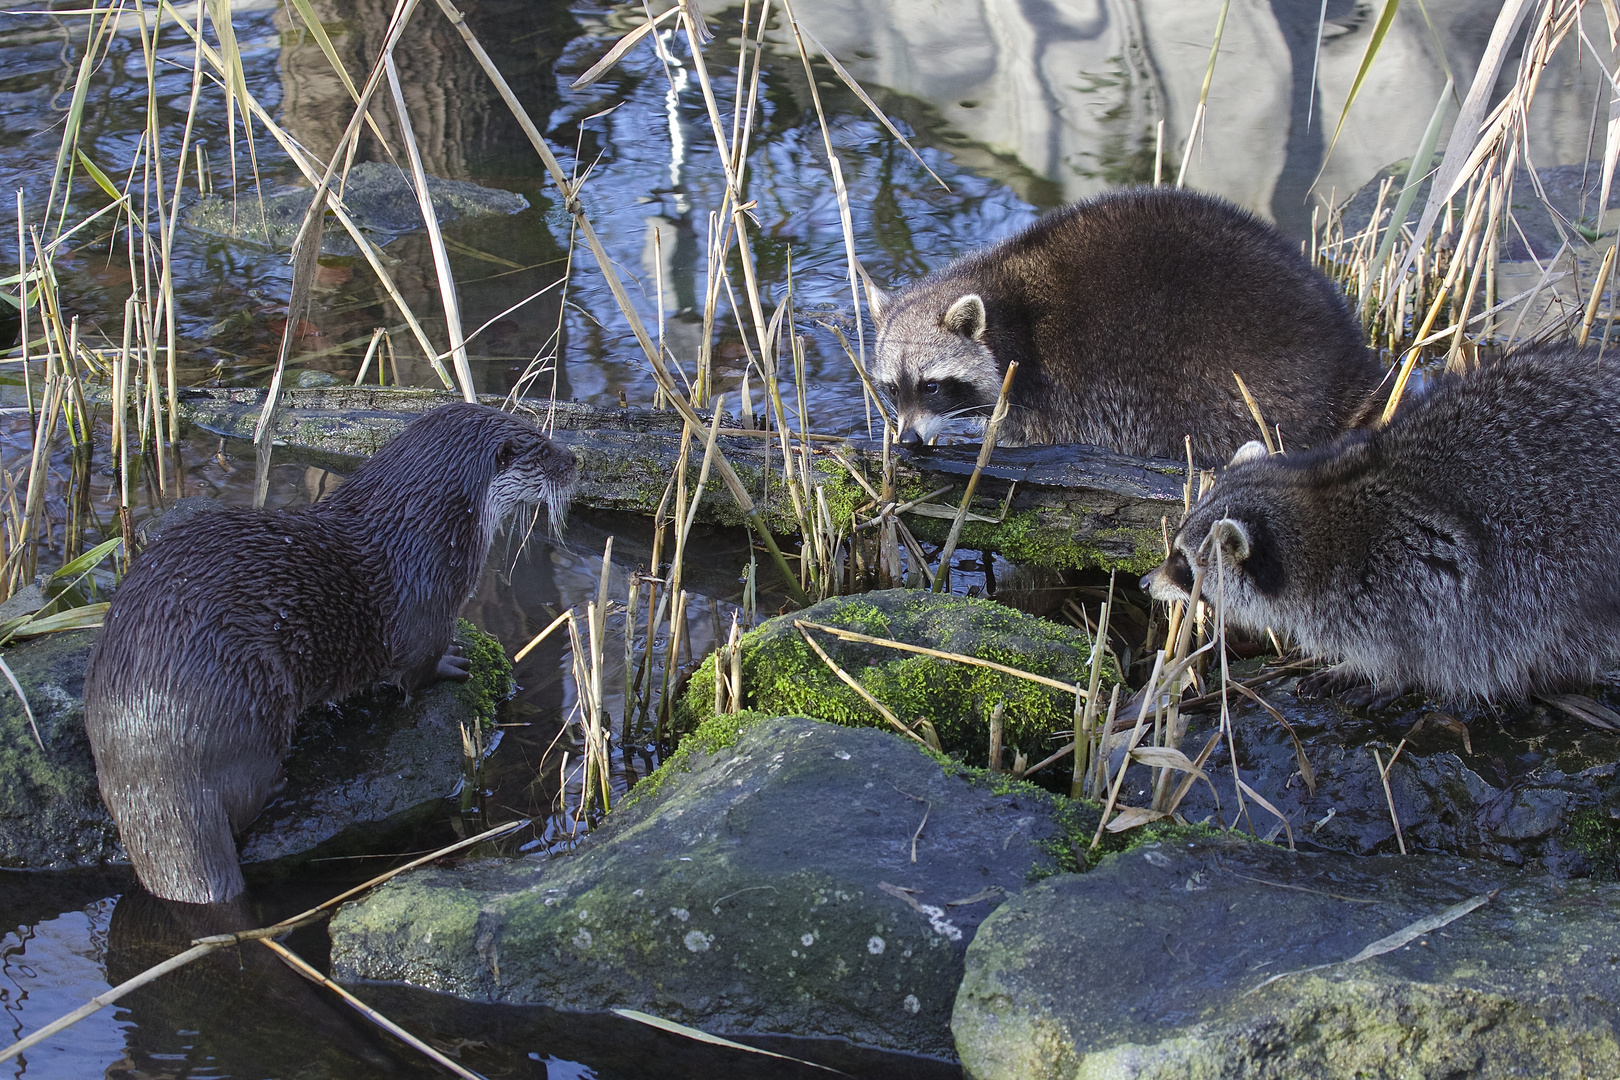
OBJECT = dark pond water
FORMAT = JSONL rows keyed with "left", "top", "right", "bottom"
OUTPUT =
{"left": 0, "top": 0, "right": 1615, "bottom": 1075}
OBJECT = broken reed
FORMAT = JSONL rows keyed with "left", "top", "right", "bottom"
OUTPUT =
{"left": 1313, "top": 0, "right": 1619, "bottom": 418}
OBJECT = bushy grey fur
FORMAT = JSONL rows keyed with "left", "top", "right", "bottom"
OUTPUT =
{"left": 1143, "top": 344, "right": 1620, "bottom": 704}
{"left": 871, "top": 186, "right": 1382, "bottom": 464}
{"left": 84, "top": 404, "right": 577, "bottom": 905}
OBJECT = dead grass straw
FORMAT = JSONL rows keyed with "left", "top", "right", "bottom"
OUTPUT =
{"left": 932, "top": 361, "right": 1017, "bottom": 591}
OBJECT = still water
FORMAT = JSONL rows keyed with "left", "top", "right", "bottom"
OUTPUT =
{"left": 0, "top": 0, "right": 1612, "bottom": 1075}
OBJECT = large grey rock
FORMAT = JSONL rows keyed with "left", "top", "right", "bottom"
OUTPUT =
{"left": 953, "top": 835, "right": 1620, "bottom": 1079}
{"left": 0, "top": 622, "right": 507, "bottom": 870}
{"left": 0, "top": 630, "right": 117, "bottom": 867}
{"left": 330, "top": 715, "right": 1095, "bottom": 1058}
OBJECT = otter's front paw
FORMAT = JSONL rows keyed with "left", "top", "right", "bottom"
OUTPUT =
{"left": 435, "top": 645, "right": 473, "bottom": 682}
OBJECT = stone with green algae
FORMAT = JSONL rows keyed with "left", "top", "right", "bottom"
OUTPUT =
{"left": 329, "top": 714, "right": 1097, "bottom": 1059}
{"left": 953, "top": 834, "right": 1620, "bottom": 1079}
{"left": 677, "top": 589, "right": 1113, "bottom": 768}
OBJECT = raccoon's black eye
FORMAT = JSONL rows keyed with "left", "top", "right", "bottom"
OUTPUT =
{"left": 1168, "top": 551, "right": 1193, "bottom": 592}
{"left": 923, "top": 380, "right": 940, "bottom": 395}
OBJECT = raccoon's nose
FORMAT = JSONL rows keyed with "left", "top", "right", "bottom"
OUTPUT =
{"left": 1139, "top": 569, "right": 1156, "bottom": 592}
{"left": 897, "top": 428, "right": 922, "bottom": 447}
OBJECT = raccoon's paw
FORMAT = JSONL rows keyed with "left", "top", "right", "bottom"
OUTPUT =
{"left": 1297, "top": 664, "right": 1406, "bottom": 711}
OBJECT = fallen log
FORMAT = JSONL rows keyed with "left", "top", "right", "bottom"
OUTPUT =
{"left": 166, "top": 386, "right": 1187, "bottom": 573}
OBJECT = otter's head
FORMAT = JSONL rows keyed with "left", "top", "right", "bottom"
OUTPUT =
{"left": 328, "top": 403, "right": 579, "bottom": 551}
{"left": 483, "top": 418, "right": 579, "bottom": 543}
{"left": 1141, "top": 440, "right": 1294, "bottom": 634}
{"left": 870, "top": 286, "right": 1003, "bottom": 446}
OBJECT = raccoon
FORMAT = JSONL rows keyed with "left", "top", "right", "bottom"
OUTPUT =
{"left": 1141, "top": 343, "right": 1620, "bottom": 706}
{"left": 870, "top": 187, "right": 1382, "bottom": 463}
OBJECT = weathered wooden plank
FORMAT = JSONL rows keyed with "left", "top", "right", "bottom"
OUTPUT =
{"left": 168, "top": 387, "right": 1186, "bottom": 572}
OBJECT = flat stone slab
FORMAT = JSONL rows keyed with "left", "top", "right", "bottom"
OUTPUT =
{"left": 330, "top": 715, "right": 1093, "bottom": 1059}
{"left": 953, "top": 835, "right": 1620, "bottom": 1079}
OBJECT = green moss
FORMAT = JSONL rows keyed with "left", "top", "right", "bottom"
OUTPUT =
{"left": 922, "top": 753, "right": 1224, "bottom": 876}
{"left": 903, "top": 509, "right": 1163, "bottom": 575}
{"left": 1567, "top": 808, "right": 1620, "bottom": 881}
{"left": 621, "top": 709, "right": 775, "bottom": 810}
{"left": 453, "top": 619, "right": 513, "bottom": 730}
{"left": 677, "top": 591, "right": 1113, "bottom": 767}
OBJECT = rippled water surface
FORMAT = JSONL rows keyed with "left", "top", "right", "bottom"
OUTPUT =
{"left": 0, "top": 0, "right": 1614, "bottom": 1075}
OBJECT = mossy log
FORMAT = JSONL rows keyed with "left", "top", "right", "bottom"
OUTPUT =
{"left": 166, "top": 386, "right": 1187, "bottom": 573}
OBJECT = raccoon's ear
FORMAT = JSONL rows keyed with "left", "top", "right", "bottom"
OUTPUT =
{"left": 942, "top": 294, "right": 987, "bottom": 341}
{"left": 866, "top": 282, "right": 887, "bottom": 323}
{"left": 1229, "top": 440, "right": 1268, "bottom": 466}
{"left": 1209, "top": 517, "right": 1251, "bottom": 563}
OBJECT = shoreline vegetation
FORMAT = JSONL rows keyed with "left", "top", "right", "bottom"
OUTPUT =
{"left": 3, "top": 0, "right": 1620, "bottom": 1073}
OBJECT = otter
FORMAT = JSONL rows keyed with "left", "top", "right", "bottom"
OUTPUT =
{"left": 870, "top": 186, "right": 1382, "bottom": 464}
{"left": 1141, "top": 344, "right": 1620, "bottom": 707}
{"left": 84, "top": 403, "right": 577, "bottom": 905}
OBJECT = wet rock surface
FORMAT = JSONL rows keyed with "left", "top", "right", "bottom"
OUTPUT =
{"left": 329, "top": 715, "right": 1092, "bottom": 1059}
{"left": 953, "top": 835, "right": 1620, "bottom": 1080}
{"left": 185, "top": 161, "right": 528, "bottom": 254}
{"left": 1163, "top": 668, "right": 1620, "bottom": 874}
{"left": 0, "top": 630, "right": 117, "bottom": 868}
{"left": 0, "top": 622, "right": 506, "bottom": 871}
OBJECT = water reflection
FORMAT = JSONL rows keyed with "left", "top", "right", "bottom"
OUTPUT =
{"left": 789, "top": 0, "right": 1617, "bottom": 237}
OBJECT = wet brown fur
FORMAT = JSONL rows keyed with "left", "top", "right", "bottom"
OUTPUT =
{"left": 84, "top": 403, "right": 577, "bottom": 905}
{"left": 872, "top": 186, "right": 1383, "bottom": 464}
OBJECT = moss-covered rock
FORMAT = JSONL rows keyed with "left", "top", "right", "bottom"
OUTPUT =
{"left": 677, "top": 589, "right": 1112, "bottom": 768}
{"left": 0, "top": 621, "right": 510, "bottom": 870}
{"left": 953, "top": 835, "right": 1620, "bottom": 1079}
{"left": 0, "top": 630, "right": 116, "bottom": 867}
{"left": 331, "top": 715, "right": 1095, "bottom": 1058}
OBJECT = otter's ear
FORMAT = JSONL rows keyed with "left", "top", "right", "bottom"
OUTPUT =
{"left": 1209, "top": 517, "right": 1251, "bottom": 563}
{"left": 1229, "top": 440, "right": 1268, "bottom": 466}
{"left": 866, "top": 281, "right": 887, "bottom": 323}
{"left": 942, "top": 294, "right": 987, "bottom": 341}
{"left": 495, "top": 438, "right": 519, "bottom": 471}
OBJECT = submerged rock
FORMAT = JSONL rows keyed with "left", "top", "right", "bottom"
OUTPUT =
{"left": 185, "top": 161, "right": 528, "bottom": 255}
{"left": 953, "top": 835, "right": 1620, "bottom": 1079}
{"left": 329, "top": 714, "right": 1097, "bottom": 1059}
{"left": 677, "top": 589, "right": 1108, "bottom": 768}
{"left": 0, "top": 621, "right": 508, "bottom": 871}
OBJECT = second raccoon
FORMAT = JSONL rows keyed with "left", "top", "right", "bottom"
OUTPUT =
{"left": 870, "top": 187, "right": 1381, "bottom": 463}
{"left": 1142, "top": 344, "right": 1620, "bottom": 707}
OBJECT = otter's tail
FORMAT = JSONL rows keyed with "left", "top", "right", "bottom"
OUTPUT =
{"left": 105, "top": 781, "right": 246, "bottom": 905}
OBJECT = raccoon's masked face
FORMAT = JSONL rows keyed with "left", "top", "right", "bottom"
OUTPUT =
{"left": 871, "top": 291, "right": 1003, "bottom": 445}
{"left": 1141, "top": 441, "right": 1289, "bottom": 632}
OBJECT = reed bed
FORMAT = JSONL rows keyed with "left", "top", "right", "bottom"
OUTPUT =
{"left": 5, "top": 0, "right": 1620, "bottom": 1067}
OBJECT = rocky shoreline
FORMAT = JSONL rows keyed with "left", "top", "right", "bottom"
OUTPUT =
{"left": 7, "top": 588, "right": 1620, "bottom": 1075}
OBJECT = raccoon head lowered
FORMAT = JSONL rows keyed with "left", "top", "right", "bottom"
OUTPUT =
{"left": 1140, "top": 441, "right": 1295, "bottom": 635}
{"left": 870, "top": 288, "right": 1003, "bottom": 445}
